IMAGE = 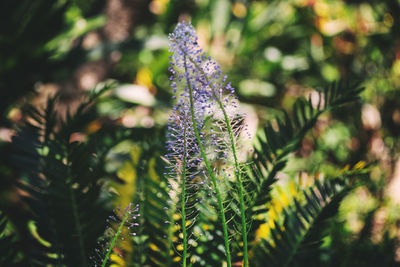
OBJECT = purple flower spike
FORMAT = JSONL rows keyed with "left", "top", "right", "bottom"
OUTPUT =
{"left": 168, "top": 21, "right": 249, "bottom": 167}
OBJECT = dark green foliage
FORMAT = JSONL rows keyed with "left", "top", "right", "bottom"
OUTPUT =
{"left": 4, "top": 83, "right": 129, "bottom": 266}
{"left": 223, "top": 81, "right": 364, "bottom": 263}
{"left": 0, "top": 211, "right": 19, "bottom": 266}
{"left": 252, "top": 166, "right": 370, "bottom": 266}
{"left": 251, "top": 176, "right": 357, "bottom": 266}
{"left": 249, "top": 81, "right": 364, "bottom": 211}
{"left": 240, "top": 81, "right": 363, "bottom": 227}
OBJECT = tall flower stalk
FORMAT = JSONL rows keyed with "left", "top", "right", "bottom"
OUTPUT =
{"left": 167, "top": 21, "right": 249, "bottom": 267}
{"left": 165, "top": 49, "right": 208, "bottom": 265}
{"left": 165, "top": 100, "right": 202, "bottom": 266}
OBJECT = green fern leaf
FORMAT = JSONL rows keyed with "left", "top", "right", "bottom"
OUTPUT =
{"left": 251, "top": 170, "right": 366, "bottom": 267}
{"left": 7, "top": 82, "right": 126, "bottom": 266}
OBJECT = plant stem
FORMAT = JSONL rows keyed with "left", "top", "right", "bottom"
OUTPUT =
{"left": 176, "top": 43, "right": 248, "bottom": 266}
{"left": 215, "top": 98, "right": 248, "bottom": 267}
{"left": 101, "top": 207, "right": 130, "bottom": 267}
{"left": 183, "top": 53, "right": 232, "bottom": 267}
{"left": 181, "top": 124, "right": 188, "bottom": 267}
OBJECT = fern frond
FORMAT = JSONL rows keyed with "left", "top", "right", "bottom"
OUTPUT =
{"left": 7, "top": 82, "right": 125, "bottom": 266}
{"left": 248, "top": 81, "right": 364, "bottom": 209}
{"left": 251, "top": 170, "right": 366, "bottom": 267}
{"left": 228, "top": 81, "right": 364, "bottom": 265}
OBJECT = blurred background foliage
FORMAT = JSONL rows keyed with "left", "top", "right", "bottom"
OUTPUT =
{"left": 0, "top": 0, "right": 400, "bottom": 266}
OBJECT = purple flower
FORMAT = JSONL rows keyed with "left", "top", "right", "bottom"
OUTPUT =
{"left": 166, "top": 21, "right": 210, "bottom": 180}
{"left": 168, "top": 21, "right": 248, "bottom": 166}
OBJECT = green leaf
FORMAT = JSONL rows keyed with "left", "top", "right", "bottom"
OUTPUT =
{"left": 251, "top": 170, "right": 366, "bottom": 267}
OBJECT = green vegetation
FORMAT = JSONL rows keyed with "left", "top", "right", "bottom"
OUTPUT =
{"left": 0, "top": 0, "right": 399, "bottom": 266}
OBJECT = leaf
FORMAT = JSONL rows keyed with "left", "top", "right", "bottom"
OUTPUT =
{"left": 6, "top": 83, "right": 128, "bottom": 266}
{"left": 236, "top": 81, "right": 364, "bottom": 262}
{"left": 251, "top": 170, "right": 366, "bottom": 267}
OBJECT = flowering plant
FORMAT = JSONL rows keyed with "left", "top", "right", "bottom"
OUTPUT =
{"left": 2, "top": 21, "right": 366, "bottom": 267}
{"left": 166, "top": 21, "right": 250, "bottom": 267}
{"left": 88, "top": 22, "right": 366, "bottom": 267}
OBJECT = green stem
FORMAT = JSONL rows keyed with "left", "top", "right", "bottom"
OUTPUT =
{"left": 101, "top": 207, "right": 130, "bottom": 267}
{"left": 183, "top": 53, "right": 232, "bottom": 267}
{"left": 181, "top": 125, "right": 188, "bottom": 267}
{"left": 215, "top": 98, "right": 248, "bottom": 267}
{"left": 176, "top": 40, "right": 248, "bottom": 266}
